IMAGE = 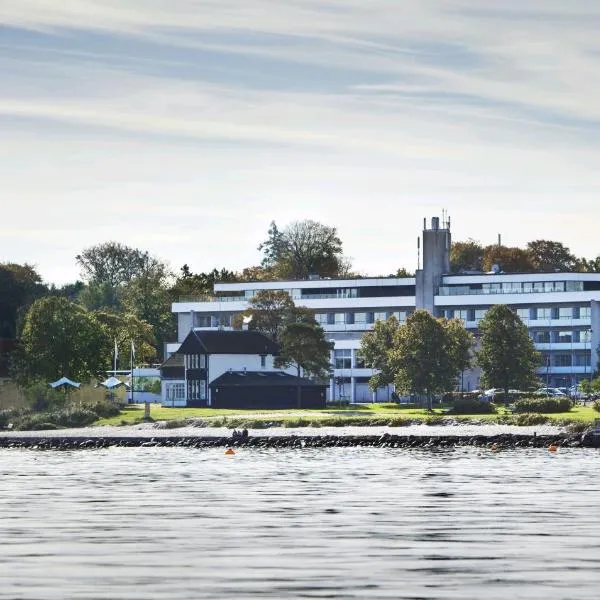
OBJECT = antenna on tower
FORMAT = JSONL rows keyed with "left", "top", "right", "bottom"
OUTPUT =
{"left": 417, "top": 237, "right": 421, "bottom": 270}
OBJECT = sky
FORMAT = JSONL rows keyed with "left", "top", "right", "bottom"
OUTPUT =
{"left": 2, "top": 1, "right": 600, "bottom": 285}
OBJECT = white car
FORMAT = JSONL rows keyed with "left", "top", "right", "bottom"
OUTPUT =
{"left": 534, "top": 387, "right": 567, "bottom": 397}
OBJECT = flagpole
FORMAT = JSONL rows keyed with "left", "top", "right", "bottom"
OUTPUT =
{"left": 130, "top": 339, "right": 134, "bottom": 405}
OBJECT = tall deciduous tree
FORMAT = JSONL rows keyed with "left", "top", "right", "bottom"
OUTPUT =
{"left": 477, "top": 304, "right": 541, "bottom": 395}
{"left": 239, "top": 290, "right": 296, "bottom": 342}
{"left": 358, "top": 316, "right": 402, "bottom": 391}
{"left": 169, "top": 265, "right": 239, "bottom": 301}
{"left": 482, "top": 245, "right": 534, "bottom": 273}
{"left": 359, "top": 311, "right": 473, "bottom": 407}
{"left": 76, "top": 241, "right": 152, "bottom": 287}
{"left": 526, "top": 240, "right": 578, "bottom": 273}
{"left": 450, "top": 240, "right": 484, "bottom": 273}
{"left": 10, "top": 297, "right": 111, "bottom": 385}
{"left": 259, "top": 219, "right": 347, "bottom": 279}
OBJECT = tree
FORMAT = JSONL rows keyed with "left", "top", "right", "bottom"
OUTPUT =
{"left": 169, "top": 265, "right": 239, "bottom": 301}
{"left": 578, "top": 256, "right": 600, "bottom": 273}
{"left": 450, "top": 240, "right": 484, "bottom": 273}
{"left": 275, "top": 321, "right": 333, "bottom": 379}
{"left": 10, "top": 297, "right": 111, "bottom": 385}
{"left": 390, "top": 311, "right": 473, "bottom": 408}
{"left": 239, "top": 290, "right": 296, "bottom": 342}
{"left": 395, "top": 268, "right": 414, "bottom": 277}
{"left": 94, "top": 311, "right": 157, "bottom": 365}
{"left": 0, "top": 263, "right": 47, "bottom": 339}
{"left": 482, "top": 245, "right": 534, "bottom": 273}
{"left": 118, "top": 256, "right": 175, "bottom": 360}
{"left": 76, "top": 241, "right": 152, "bottom": 287}
{"left": 477, "top": 304, "right": 541, "bottom": 396}
{"left": 358, "top": 316, "right": 402, "bottom": 391}
{"left": 359, "top": 311, "right": 473, "bottom": 408}
{"left": 526, "top": 240, "right": 578, "bottom": 273}
{"left": 258, "top": 219, "right": 347, "bottom": 279}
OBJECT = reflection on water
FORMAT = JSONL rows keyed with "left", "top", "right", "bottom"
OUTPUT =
{"left": 1, "top": 447, "right": 599, "bottom": 599}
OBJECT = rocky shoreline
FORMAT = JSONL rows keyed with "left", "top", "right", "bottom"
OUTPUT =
{"left": 0, "top": 431, "right": 598, "bottom": 449}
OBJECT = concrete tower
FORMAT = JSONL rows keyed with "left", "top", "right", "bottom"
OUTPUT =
{"left": 415, "top": 216, "right": 451, "bottom": 315}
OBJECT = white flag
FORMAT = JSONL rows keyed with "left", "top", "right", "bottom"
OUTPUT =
{"left": 114, "top": 338, "right": 119, "bottom": 360}
{"left": 131, "top": 340, "right": 136, "bottom": 359}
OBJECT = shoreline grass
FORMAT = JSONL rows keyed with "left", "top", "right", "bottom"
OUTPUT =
{"left": 94, "top": 402, "right": 598, "bottom": 428}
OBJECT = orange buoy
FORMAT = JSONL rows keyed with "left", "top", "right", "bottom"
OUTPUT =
{"left": 548, "top": 444, "right": 558, "bottom": 452}
{"left": 225, "top": 448, "right": 236, "bottom": 455}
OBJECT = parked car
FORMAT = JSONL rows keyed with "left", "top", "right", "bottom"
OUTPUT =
{"left": 534, "top": 387, "right": 567, "bottom": 397}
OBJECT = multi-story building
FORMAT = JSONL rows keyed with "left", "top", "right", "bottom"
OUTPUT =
{"left": 167, "top": 217, "right": 600, "bottom": 403}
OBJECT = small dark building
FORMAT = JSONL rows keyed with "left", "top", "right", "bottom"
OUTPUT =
{"left": 210, "top": 371, "right": 327, "bottom": 409}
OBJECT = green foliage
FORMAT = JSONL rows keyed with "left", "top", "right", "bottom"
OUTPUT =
{"left": 358, "top": 316, "right": 402, "bottom": 389}
{"left": 477, "top": 305, "right": 541, "bottom": 393}
{"left": 450, "top": 239, "right": 484, "bottom": 273}
{"left": 447, "top": 397, "right": 497, "bottom": 415}
{"left": 169, "top": 265, "right": 239, "bottom": 301}
{"left": 526, "top": 240, "right": 578, "bottom": 273}
{"left": 14, "top": 408, "right": 98, "bottom": 430}
{"left": 513, "top": 396, "right": 572, "bottom": 413}
{"left": 482, "top": 245, "right": 534, "bottom": 273}
{"left": 360, "top": 311, "right": 474, "bottom": 405}
{"left": 23, "top": 381, "right": 68, "bottom": 411}
{"left": 11, "top": 297, "right": 111, "bottom": 385}
{"left": 258, "top": 219, "right": 347, "bottom": 279}
{"left": 592, "top": 399, "right": 600, "bottom": 413}
{"left": 242, "top": 290, "right": 296, "bottom": 342}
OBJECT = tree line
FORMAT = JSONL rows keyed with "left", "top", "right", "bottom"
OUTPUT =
{"left": 2, "top": 218, "right": 600, "bottom": 386}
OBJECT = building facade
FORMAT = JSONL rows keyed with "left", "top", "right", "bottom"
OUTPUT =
{"left": 167, "top": 217, "right": 600, "bottom": 401}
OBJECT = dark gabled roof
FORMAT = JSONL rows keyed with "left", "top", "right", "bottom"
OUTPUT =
{"left": 210, "top": 371, "right": 325, "bottom": 388}
{"left": 178, "top": 330, "right": 280, "bottom": 356}
{"left": 160, "top": 353, "right": 184, "bottom": 368}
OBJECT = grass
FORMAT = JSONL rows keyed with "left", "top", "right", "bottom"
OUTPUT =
{"left": 93, "top": 402, "right": 600, "bottom": 428}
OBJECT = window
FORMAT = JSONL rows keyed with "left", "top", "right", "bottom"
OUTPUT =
{"left": 346, "top": 312, "right": 355, "bottom": 325}
{"left": 390, "top": 311, "right": 407, "bottom": 322}
{"left": 455, "top": 309, "right": 468, "bottom": 322}
{"left": 516, "top": 308, "right": 530, "bottom": 320}
{"left": 167, "top": 383, "right": 185, "bottom": 402}
{"left": 533, "top": 331, "right": 550, "bottom": 343}
{"left": 574, "top": 354, "right": 591, "bottom": 367}
{"left": 354, "top": 354, "right": 365, "bottom": 368}
{"left": 536, "top": 308, "right": 552, "bottom": 320}
{"left": 445, "top": 309, "right": 454, "bottom": 319}
{"left": 554, "top": 354, "right": 571, "bottom": 367}
{"left": 557, "top": 331, "right": 573, "bottom": 343}
{"left": 200, "top": 354, "right": 207, "bottom": 369}
{"left": 327, "top": 313, "right": 335, "bottom": 325}
{"left": 200, "top": 380, "right": 207, "bottom": 400}
{"left": 315, "top": 313, "right": 328, "bottom": 326}
{"left": 366, "top": 312, "right": 374, "bottom": 324}
{"left": 559, "top": 307, "right": 573, "bottom": 320}
{"left": 195, "top": 315, "right": 212, "bottom": 327}
{"left": 335, "top": 313, "right": 346, "bottom": 325}
{"left": 354, "top": 312, "right": 367, "bottom": 324}
{"left": 579, "top": 306, "right": 591, "bottom": 319}
{"left": 474, "top": 309, "right": 487, "bottom": 321}
{"left": 260, "top": 355, "right": 266, "bottom": 368}
{"left": 334, "top": 349, "right": 352, "bottom": 369}
{"left": 374, "top": 312, "right": 387, "bottom": 322}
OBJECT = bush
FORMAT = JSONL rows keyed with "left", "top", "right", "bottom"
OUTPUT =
{"left": 592, "top": 399, "right": 600, "bottom": 413}
{"left": 513, "top": 396, "right": 572, "bottom": 414}
{"left": 23, "top": 381, "right": 68, "bottom": 411}
{"left": 13, "top": 408, "right": 98, "bottom": 430}
{"left": 447, "top": 397, "right": 497, "bottom": 415}
{"left": 80, "top": 399, "right": 121, "bottom": 418}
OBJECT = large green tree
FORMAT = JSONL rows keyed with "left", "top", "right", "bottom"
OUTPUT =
{"left": 358, "top": 316, "right": 402, "bottom": 391}
{"left": 258, "top": 219, "right": 348, "bottom": 279}
{"left": 477, "top": 304, "right": 541, "bottom": 395}
{"left": 238, "top": 290, "right": 297, "bottom": 342}
{"left": 169, "top": 265, "right": 239, "bottom": 301}
{"left": 10, "top": 297, "right": 111, "bottom": 385}
{"left": 359, "top": 311, "right": 473, "bottom": 407}
{"left": 482, "top": 245, "right": 534, "bottom": 273}
{"left": 450, "top": 240, "right": 484, "bottom": 273}
{"left": 526, "top": 240, "right": 578, "bottom": 273}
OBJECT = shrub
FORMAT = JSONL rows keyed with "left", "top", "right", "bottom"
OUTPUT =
{"left": 23, "top": 382, "right": 68, "bottom": 411}
{"left": 592, "top": 399, "right": 600, "bottom": 413}
{"left": 80, "top": 399, "right": 121, "bottom": 418}
{"left": 513, "top": 396, "right": 572, "bottom": 414}
{"left": 447, "top": 397, "right": 497, "bottom": 415}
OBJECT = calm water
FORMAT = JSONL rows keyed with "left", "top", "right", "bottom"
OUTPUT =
{"left": 1, "top": 447, "right": 599, "bottom": 599}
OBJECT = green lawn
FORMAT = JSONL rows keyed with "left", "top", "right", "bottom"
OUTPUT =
{"left": 94, "top": 402, "right": 600, "bottom": 427}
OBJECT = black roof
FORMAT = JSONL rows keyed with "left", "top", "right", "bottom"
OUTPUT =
{"left": 160, "top": 353, "right": 184, "bottom": 368}
{"left": 178, "top": 330, "right": 280, "bottom": 356}
{"left": 210, "top": 371, "right": 324, "bottom": 388}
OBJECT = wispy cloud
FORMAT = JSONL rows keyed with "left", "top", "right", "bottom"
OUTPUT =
{"left": 1, "top": 1, "right": 600, "bottom": 283}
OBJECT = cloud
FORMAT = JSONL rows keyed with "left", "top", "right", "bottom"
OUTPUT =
{"left": 1, "top": 1, "right": 600, "bottom": 283}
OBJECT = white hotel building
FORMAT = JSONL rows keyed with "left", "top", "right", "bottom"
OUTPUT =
{"left": 167, "top": 217, "right": 600, "bottom": 402}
